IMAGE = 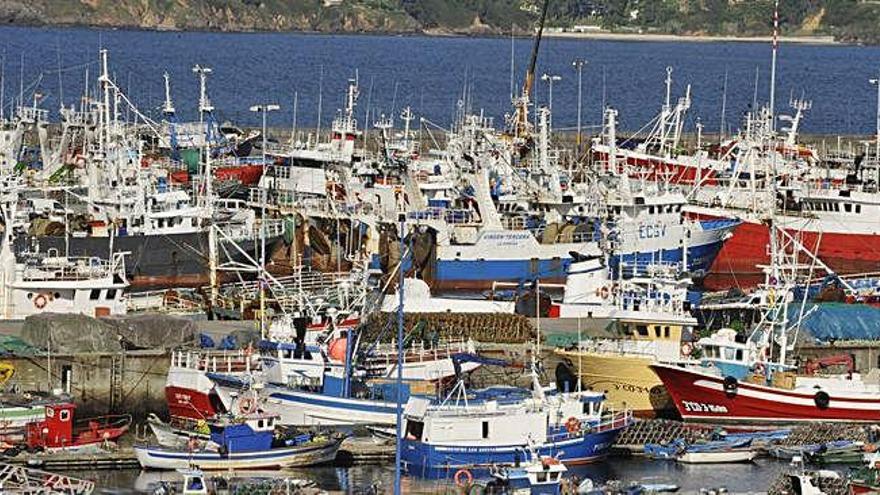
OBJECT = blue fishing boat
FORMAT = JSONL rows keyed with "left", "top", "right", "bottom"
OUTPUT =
{"left": 401, "top": 368, "right": 633, "bottom": 478}
{"left": 134, "top": 413, "right": 343, "bottom": 470}
{"left": 483, "top": 450, "right": 568, "bottom": 495}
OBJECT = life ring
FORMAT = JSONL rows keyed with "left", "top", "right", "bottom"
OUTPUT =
{"left": 814, "top": 391, "right": 830, "bottom": 410}
{"left": 33, "top": 294, "right": 48, "bottom": 310}
{"left": 680, "top": 343, "right": 693, "bottom": 357}
{"left": 723, "top": 376, "right": 738, "bottom": 397}
{"left": 238, "top": 397, "right": 255, "bottom": 415}
{"left": 754, "top": 362, "right": 766, "bottom": 376}
{"left": 565, "top": 416, "right": 581, "bottom": 434}
{"left": 454, "top": 469, "right": 473, "bottom": 488}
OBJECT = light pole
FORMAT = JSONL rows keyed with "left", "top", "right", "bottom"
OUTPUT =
{"left": 541, "top": 73, "right": 561, "bottom": 130}
{"left": 572, "top": 59, "right": 587, "bottom": 150}
{"left": 249, "top": 103, "right": 280, "bottom": 338}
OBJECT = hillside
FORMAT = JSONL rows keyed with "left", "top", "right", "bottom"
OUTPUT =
{"left": 2, "top": 1, "right": 880, "bottom": 44}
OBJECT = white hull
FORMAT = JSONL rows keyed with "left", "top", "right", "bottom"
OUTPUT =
{"left": 134, "top": 439, "right": 341, "bottom": 470}
{"left": 677, "top": 450, "right": 756, "bottom": 464}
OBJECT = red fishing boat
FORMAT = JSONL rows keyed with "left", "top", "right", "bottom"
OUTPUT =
{"left": 24, "top": 402, "right": 130, "bottom": 451}
{"left": 650, "top": 362, "right": 880, "bottom": 424}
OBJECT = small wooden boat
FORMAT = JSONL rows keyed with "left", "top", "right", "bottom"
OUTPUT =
{"left": 676, "top": 449, "right": 756, "bottom": 464}
{"left": 135, "top": 413, "right": 342, "bottom": 470}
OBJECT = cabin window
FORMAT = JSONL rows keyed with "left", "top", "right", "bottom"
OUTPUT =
{"left": 482, "top": 421, "right": 489, "bottom": 439}
{"left": 653, "top": 326, "right": 661, "bottom": 338}
{"left": 89, "top": 289, "right": 100, "bottom": 300}
{"left": 834, "top": 203, "right": 840, "bottom": 212}
{"left": 664, "top": 326, "right": 671, "bottom": 338}
{"left": 736, "top": 349, "right": 743, "bottom": 361}
{"left": 258, "top": 419, "right": 264, "bottom": 428}
{"left": 536, "top": 472, "right": 547, "bottom": 483}
{"left": 405, "top": 420, "right": 424, "bottom": 441}
{"left": 845, "top": 203, "right": 852, "bottom": 213}
{"left": 648, "top": 206, "right": 655, "bottom": 214}
{"left": 550, "top": 472, "right": 559, "bottom": 481}
{"left": 636, "top": 325, "right": 649, "bottom": 337}
{"left": 856, "top": 204, "right": 862, "bottom": 214}
{"left": 106, "top": 289, "right": 117, "bottom": 300}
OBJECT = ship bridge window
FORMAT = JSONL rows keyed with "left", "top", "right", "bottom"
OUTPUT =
{"left": 482, "top": 421, "right": 489, "bottom": 439}
{"left": 536, "top": 472, "right": 548, "bottom": 483}
{"left": 653, "top": 326, "right": 661, "bottom": 338}
{"left": 648, "top": 206, "right": 655, "bottom": 214}
{"left": 89, "top": 289, "right": 101, "bottom": 300}
{"left": 106, "top": 289, "right": 117, "bottom": 300}
{"left": 856, "top": 204, "right": 862, "bottom": 214}
{"left": 664, "top": 326, "right": 671, "bottom": 338}
{"left": 833, "top": 203, "right": 840, "bottom": 212}
{"left": 636, "top": 325, "right": 649, "bottom": 337}
{"left": 405, "top": 420, "right": 424, "bottom": 441}
{"left": 845, "top": 203, "right": 852, "bottom": 213}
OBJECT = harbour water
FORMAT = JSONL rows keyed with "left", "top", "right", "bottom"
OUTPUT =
{"left": 2, "top": 25, "right": 880, "bottom": 135}
{"left": 73, "top": 457, "right": 790, "bottom": 493}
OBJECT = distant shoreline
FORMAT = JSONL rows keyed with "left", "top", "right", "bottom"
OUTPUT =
{"left": 0, "top": 22, "right": 847, "bottom": 46}
{"left": 544, "top": 30, "right": 842, "bottom": 46}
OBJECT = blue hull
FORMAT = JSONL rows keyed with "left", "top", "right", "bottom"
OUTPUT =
{"left": 434, "top": 258, "right": 571, "bottom": 284}
{"left": 612, "top": 238, "right": 725, "bottom": 277}
{"left": 402, "top": 427, "right": 622, "bottom": 479}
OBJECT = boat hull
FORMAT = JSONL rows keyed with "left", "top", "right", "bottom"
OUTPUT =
{"left": 402, "top": 427, "right": 623, "bottom": 479}
{"left": 676, "top": 450, "right": 755, "bottom": 464}
{"left": 18, "top": 232, "right": 283, "bottom": 292}
{"left": 554, "top": 350, "right": 674, "bottom": 417}
{"left": 261, "top": 386, "right": 398, "bottom": 427}
{"left": 651, "top": 363, "right": 880, "bottom": 424}
{"left": 134, "top": 438, "right": 342, "bottom": 470}
{"left": 695, "top": 214, "right": 880, "bottom": 291}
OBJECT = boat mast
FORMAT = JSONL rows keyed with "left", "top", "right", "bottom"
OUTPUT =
{"left": 193, "top": 64, "right": 217, "bottom": 303}
{"left": 393, "top": 212, "right": 405, "bottom": 495}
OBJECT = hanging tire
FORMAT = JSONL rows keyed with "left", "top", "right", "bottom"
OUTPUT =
{"left": 723, "top": 376, "right": 738, "bottom": 397}
{"left": 814, "top": 391, "right": 831, "bottom": 410}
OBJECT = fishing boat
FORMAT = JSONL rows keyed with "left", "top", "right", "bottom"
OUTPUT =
{"left": 652, "top": 221, "right": 880, "bottom": 424}
{"left": 400, "top": 360, "right": 633, "bottom": 478}
{"left": 17, "top": 402, "right": 130, "bottom": 453}
{"left": 483, "top": 450, "right": 568, "bottom": 495}
{"left": 135, "top": 413, "right": 343, "bottom": 470}
{"left": 554, "top": 267, "right": 697, "bottom": 416}
{"left": 1, "top": 181, "right": 129, "bottom": 320}
{"left": 676, "top": 449, "right": 756, "bottom": 464}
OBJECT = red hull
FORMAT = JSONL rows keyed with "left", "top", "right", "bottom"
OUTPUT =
{"left": 694, "top": 216, "right": 880, "bottom": 291}
{"left": 592, "top": 151, "right": 719, "bottom": 186}
{"left": 651, "top": 364, "right": 880, "bottom": 424}
{"left": 165, "top": 385, "right": 224, "bottom": 420}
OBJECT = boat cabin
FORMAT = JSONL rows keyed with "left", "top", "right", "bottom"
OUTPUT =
{"left": 209, "top": 415, "right": 277, "bottom": 453}
{"left": 26, "top": 402, "right": 76, "bottom": 448}
{"left": 258, "top": 339, "right": 326, "bottom": 388}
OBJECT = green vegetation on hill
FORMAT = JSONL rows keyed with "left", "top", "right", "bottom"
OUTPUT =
{"left": 3, "top": 0, "right": 880, "bottom": 44}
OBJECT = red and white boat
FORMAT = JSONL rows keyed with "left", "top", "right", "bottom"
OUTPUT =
{"left": 653, "top": 221, "right": 880, "bottom": 424}
{"left": 650, "top": 362, "right": 880, "bottom": 424}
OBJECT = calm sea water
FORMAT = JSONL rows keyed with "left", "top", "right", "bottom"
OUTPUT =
{"left": 1, "top": 26, "right": 879, "bottom": 137}
{"left": 72, "top": 457, "right": 792, "bottom": 493}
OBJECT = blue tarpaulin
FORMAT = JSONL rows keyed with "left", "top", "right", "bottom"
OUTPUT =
{"left": 790, "top": 303, "right": 880, "bottom": 342}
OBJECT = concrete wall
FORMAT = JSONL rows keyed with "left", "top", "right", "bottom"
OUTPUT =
{"left": 5, "top": 350, "right": 171, "bottom": 419}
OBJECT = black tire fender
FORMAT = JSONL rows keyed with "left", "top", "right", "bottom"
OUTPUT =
{"left": 723, "top": 375, "right": 738, "bottom": 397}
{"left": 815, "top": 390, "right": 830, "bottom": 409}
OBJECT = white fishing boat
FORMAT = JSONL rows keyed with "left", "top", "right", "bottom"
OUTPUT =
{"left": 135, "top": 413, "right": 342, "bottom": 470}
{"left": 676, "top": 449, "right": 756, "bottom": 464}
